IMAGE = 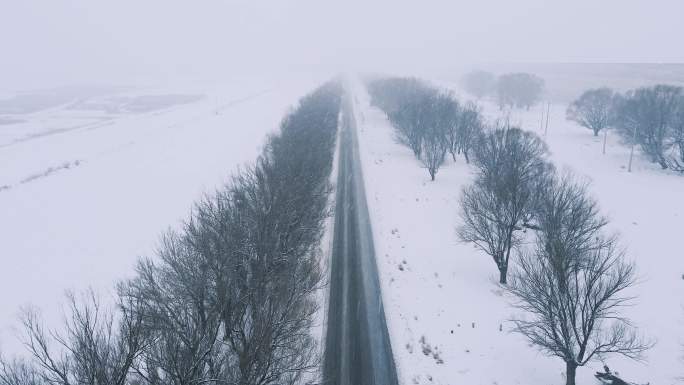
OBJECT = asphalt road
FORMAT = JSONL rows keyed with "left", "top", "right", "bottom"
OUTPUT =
{"left": 323, "top": 91, "right": 398, "bottom": 385}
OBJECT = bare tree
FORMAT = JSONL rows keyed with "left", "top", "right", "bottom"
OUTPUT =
{"left": 507, "top": 175, "right": 651, "bottom": 385}
{"left": 471, "top": 125, "right": 551, "bottom": 184}
{"left": 459, "top": 126, "right": 552, "bottom": 284}
{"left": 220, "top": 161, "right": 325, "bottom": 385}
{"left": 614, "top": 84, "right": 682, "bottom": 169}
{"left": 119, "top": 233, "right": 226, "bottom": 385}
{"left": 421, "top": 126, "right": 447, "bottom": 181}
{"left": 566, "top": 88, "right": 616, "bottom": 136}
{"left": 442, "top": 100, "right": 482, "bottom": 163}
{"left": 441, "top": 98, "right": 462, "bottom": 162}
{"left": 0, "top": 358, "right": 42, "bottom": 385}
{"left": 456, "top": 101, "right": 483, "bottom": 163}
{"left": 16, "top": 290, "right": 145, "bottom": 385}
{"left": 391, "top": 92, "right": 431, "bottom": 157}
{"left": 668, "top": 96, "right": 684, "bottom": 171}
{"left": 417, "top": 91, "right": 458, "bottom": 180}
{"left": 459, "top": 180, "right": 522, "bottom": 284}
{"left": 366, "top": 77, "right": 439, "bottom": 157}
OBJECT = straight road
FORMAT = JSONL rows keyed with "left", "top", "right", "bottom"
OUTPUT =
{"left": 323, "top": 90, "right": 398, "bottom": 385}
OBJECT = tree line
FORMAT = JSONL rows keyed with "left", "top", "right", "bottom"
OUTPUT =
{"left": 461, "top": 70, "right": 545, "bottom": 110}
{"left": 367, "top": 75, "right": 651, "bottom": 385}
{"left": 567, "top": 84, "right": 684, "bottom": 172}
{"left": 0, "top": 81, "right": 343, "bottom": 385}
{"left": 366, "top": 77, "right": 484, "bottom": 181}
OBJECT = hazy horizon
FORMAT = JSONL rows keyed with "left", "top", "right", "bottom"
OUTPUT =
{"left": 2, "top": 0, "right": 684, "bottom": 90}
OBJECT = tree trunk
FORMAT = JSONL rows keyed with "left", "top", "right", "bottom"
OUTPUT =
{"left": 498, "top": 267, "right": 507, "bottom": 284}
{"left": 565, "top": 361, "right": 577, "bottom": 385}
{"left": 593, "top": 129, "right": 599, "bottom": 136}
{"left": 658, "top": 156, "right": 669, "bottom": 169}
{"left": 500, "top": 228, "right": 514, "bottom": 285}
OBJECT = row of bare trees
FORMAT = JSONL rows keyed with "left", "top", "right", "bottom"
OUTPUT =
{"left": 567, "top": 84, "right": 684, "bottom": 172}
{"left": 367, "top": 74, "right": 652, "bottom": 383}
{"left": 457, "top": 124, "right": 651, "bottom": 385}
{"left": 366, "top": 77, "right": 484, "bottom": 180}
{"left": 367, "top": 74, "right": 651, "bottom": 383}
{"left": 0, "top": 82, "right": 343, "bottom": 385}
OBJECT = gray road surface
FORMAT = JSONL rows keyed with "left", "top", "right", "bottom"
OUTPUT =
{"left": 323, "top": 91, "right": 398, "bottom": 385}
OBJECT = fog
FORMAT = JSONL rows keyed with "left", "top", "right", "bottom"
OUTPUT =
{"left": 3, "top": 2, "right": 684, "bottom": 384}
{"left": 1, "top": 0, "right": 683, "bottom": 90}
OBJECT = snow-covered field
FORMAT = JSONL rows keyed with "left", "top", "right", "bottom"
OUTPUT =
{"left": 4, "top": 73, "right": 682, "bottom": 383}
{"left": 0, "top": 77, "right": 323, "bottom": 355}
{"left": 352, "top": 80, "right": 684, "bottom": 384}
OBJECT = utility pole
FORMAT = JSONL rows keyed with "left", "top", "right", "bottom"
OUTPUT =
{"left": 544, "top": 101, "right": 550, "bottom": 137}
{"left": 602, "top": 129, "right": 608, "bottom": 155}
{"left": 628, "top": 123, "right": 637, "bottom": 172}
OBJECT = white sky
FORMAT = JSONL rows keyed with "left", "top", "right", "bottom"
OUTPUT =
{"left": 1, "top": 0, "right": 683, "bottom": 89}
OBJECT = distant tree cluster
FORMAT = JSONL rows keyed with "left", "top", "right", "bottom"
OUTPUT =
{"left": 456, "top": 124, "right": 650, "bottom": 385}
{"left": 461, "top": 71, "right": 545, "bottom": 110}
{"left": 496, "top": 73, "right": 545, "bottom": 110}
{"left": 367, "top": 77, "right": 484, "bottom": 180}
{"left": 460, "top": 70, "right": 496, "bottom": 99}
{"left": 0, "top": 82, "right": 343, "bottom": 385}
{"left": 568, "top": 84, "right": 684, "bottom": 172}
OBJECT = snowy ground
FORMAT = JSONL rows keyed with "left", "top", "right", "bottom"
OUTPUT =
{"left": 352, "top": 80, "right": 684, "bottom": 385}
{"left": 0, "top": 77, "right": 323, "bottom": 355}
